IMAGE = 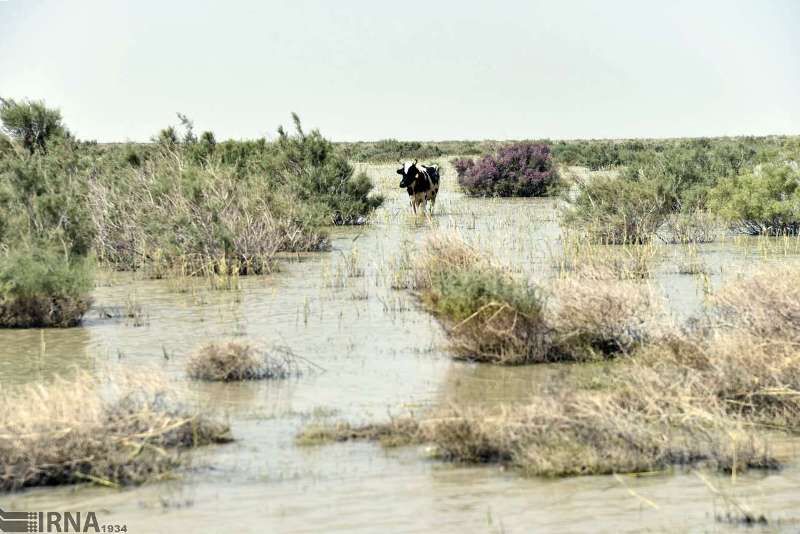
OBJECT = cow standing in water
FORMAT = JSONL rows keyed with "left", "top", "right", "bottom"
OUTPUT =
{"left": 397, "top": 160, "right": 440, "bottom": 215}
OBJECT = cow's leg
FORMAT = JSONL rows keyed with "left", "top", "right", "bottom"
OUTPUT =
{"left": 412, "top": 193, "right": 423, "bottom": 215}
{"left": 429, "top": 190, "right": 438, "bottom": 215}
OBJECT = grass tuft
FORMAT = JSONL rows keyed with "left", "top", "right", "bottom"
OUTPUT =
{"left": 0, "top": 371, "right": 231, "bottom": 492}
{"left": 186, "top": 340, "right": 300, "bottom": 381}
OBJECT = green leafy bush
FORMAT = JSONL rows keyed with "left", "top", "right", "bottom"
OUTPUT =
{"left": 0, "top": 98, "right": 67, "bottom": 154}
{"left": 427, "top": 268, "right": 544, "bottom": 323}
{"left": 0, "top": 150, "right": 95, "bottom": 256}
{"left": 0, "top": 248, "right": 93, "bottom": 327}
{"left": 563, "top": 175, "right": 669, "bottom": 244}
{"left": 708, "top": 163, "right": 800, "bottom": 235}
{"left": 266, "top": 114, "right": 382, "bottom": 224}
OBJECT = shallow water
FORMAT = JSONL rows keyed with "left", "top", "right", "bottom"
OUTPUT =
{"left": 2, "top": 163, "right": 800, "bottom": 533}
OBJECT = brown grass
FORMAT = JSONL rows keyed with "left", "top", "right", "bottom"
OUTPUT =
{"left": 709, "top": 265, "right": 800, "bottom": 343}
{"left": 186, "top": 340, "right": 300, "bottom": 381}
{"left": 409, "top": 231, "right": 489, "bottom": 290}
{"left": 549, "top": 278, "right": 660, "bottom": 360}
{"left": 634, "top": 265, "right": 800, "bottom": 427}
{"left": 297, "top": 372, "right": 777, "bottom": 477}
{"left": 0, "top": 371, "right": 231, "bottom": 492}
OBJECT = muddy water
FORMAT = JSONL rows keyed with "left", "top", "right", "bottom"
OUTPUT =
{"left": 3, "top": 163, "right": 800, "bottom": 533}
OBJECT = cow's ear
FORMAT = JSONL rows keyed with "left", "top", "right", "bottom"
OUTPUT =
{"left": 396, "top": 168, "right": 404, "bottom": 175}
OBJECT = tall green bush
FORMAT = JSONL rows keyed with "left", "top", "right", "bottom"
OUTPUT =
{"left": 709, "top": 163, "right": 800, "bottom": 235}
{"left": 266, "top": 114, "right": 382, "bottom": 224}
{"left": 0, "top": 99, "right": 95, "bottom": 327}
{"left": 0, "top": 98, "right": 67, "bottom": 155}
{"left": 564, "top": 175, "right": 669, "bottom": 244}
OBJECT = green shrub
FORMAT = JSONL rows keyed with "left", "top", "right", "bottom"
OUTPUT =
{"left": 266, "top": 114, "right": 383, "bottom": 224}
{"left": 563, "top": 175, "right": 669, "bottom": 244}
{"left": 0, "top": 248, "right": 93, "bottom": 327}
{"left": 426, "top": 268, "right": 544, "bottom": 323}
{"left": 0, "top": 151, "right": 95, "bottom": 256}
{"left": 0, "top": 138, "right": 95, "bottom": 327}
{"left": 0, "top": 134, "right": 14, "bottom": 157}
{"left": 0, "top": 98, "right": 67, "bottom": 155}
{"left": 708, "top": 163, "right": 800, "bottom": 235}
{"left": 423, "top": 266, "right": 551, "bottom": 364}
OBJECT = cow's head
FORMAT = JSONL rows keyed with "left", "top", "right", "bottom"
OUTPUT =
{"left": 396, "top": 159, "right": 418, "bottom": 188}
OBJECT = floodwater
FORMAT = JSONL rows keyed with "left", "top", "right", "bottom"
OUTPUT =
{"left": 2, "top": 164, "right": 800, "bottom": 533}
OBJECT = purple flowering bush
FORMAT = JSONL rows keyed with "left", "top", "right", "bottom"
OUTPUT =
{"left": 453, "top": 143, "right": 559, "bottom": 197}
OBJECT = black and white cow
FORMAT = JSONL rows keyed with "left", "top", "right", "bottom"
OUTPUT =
{"left": 396, "top": 160, "right": 440, "bottom": 214}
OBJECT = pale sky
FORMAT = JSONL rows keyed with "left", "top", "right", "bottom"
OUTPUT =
{"left": 1, "top": 0, "right": 798, "bottom": 142}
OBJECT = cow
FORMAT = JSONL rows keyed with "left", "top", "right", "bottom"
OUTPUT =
{"left": 396, "top": 160, "right": 440, "bottom": 215}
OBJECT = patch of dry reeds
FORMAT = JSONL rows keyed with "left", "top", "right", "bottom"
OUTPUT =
{"left": 0, "top": 371, "right": 231, "bottom": 492}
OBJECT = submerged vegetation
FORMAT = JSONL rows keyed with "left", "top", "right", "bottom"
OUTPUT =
{"left": 186, "top": 340, "right": 301, "bottom": 382}
{"left": 399, "top": 233, "right": 656, "bottom": 364}
{"left": 302, "top": 239, "right": 800, "bottom": 478}
{"left": 0, "top": 371, "right": 231, "bottom": 491}
{"left": 0, "top": 248, "right": 93, "bottom": 327}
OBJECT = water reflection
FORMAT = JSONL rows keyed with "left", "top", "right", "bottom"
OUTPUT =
{"left": 0, "top": 326, "right": 92, "bottom": 384}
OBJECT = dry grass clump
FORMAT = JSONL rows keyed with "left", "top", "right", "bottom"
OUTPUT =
{"left": 425, "top": 389, "right": 774, "bottom": 476}
{"left": 297, "top": 372, "right": 776, "bottom": 477}
{"left": 186, "top": 341, "right": 300, "bottom": 381}
{"left": 659, "top": 211, "right": 720, "bottom": 244}
{"left": 709, "top": 265, "right": 800, "bottom": 343}
{"left": 404, "top": 232, "right": 657, "bottom": 364}
{"left": 409, "top": 232, "right": 488, "bottom": 290}
{"left": 0, "top": 371, "right": 231, "bottom": 492}
{"left": 410, "top": 233, "right": 552, "bottom": 364}
{"left": 549, "top": 279, "right": 660, "bottom": 360}
{"left": 296, "top": 418, "right": 421, "bottom": 448}
{"left": 0, "top": 294, "right": 92, "bottom": 328}
{"left": 641, "top": 334, "right": 800, "bottom": 428}
{"left": 637, "top": 265, "right": 800, "bottom": 427}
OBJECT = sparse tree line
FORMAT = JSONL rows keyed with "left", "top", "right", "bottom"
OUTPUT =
{"left": 0, "top": 98, "right": 383, "bottom": 327}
